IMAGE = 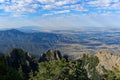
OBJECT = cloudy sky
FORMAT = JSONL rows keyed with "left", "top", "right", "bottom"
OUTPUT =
{"left": 0, "top": 0, "right": 120, "bottom": 29}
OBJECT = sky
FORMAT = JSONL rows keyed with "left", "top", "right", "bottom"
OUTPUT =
{"left": 0, "top": 0, "right": 120, "bottom": 29}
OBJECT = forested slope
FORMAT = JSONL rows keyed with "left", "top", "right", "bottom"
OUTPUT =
{"left": 0, "top": 48, "right": 120, "bottom": 80}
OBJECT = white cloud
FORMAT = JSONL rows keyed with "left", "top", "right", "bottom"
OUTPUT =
{"left": 1, "top": 0, "right": 38, "bottom": 14}
{"left": 0, "top": 0, "right": 120, "bottom": 16}
{"left": 54, "top": 0, "right": 79, "bottom": 6}
{"left": 53, "top": 10, "right": 70, "bottom": 14}
{"left": 88, "top": 0, "right": 119, "bottom": 7}
{"left": 43, "top": 10, "right": 70, "bottom": 16}
{"left": 0, "top": 0, "right": 81, "bottom": 15}
{"left": 37, "top": 0, "right": 55, "bottom": 4}
{"left": 67, "top": 4, "right": 88, "bottom": 11}
{"left": 42, "top": 5, "right": 55, "bottom": 9}
{"left": 0, "top": 0, "right": 4, "bottom": 3}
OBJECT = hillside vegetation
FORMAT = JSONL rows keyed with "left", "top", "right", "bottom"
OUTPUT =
{"left": 0, "top": 48, "right": 120, "bottom": 80}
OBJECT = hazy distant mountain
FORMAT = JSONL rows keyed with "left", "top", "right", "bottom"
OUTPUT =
{"left": 0, "top": 29, "right": 61, "bottom": 57}
{"left": 16, "top": 26, "right": 56, "bottom": 33}
{"left": 16, "top": 26, "right": 40, "bottom": 33}
{"left": 0, "top": 29, "right": 78, "bottom": 56}
{"left": 0, "top": 28, "right": 119, "bottom": 57}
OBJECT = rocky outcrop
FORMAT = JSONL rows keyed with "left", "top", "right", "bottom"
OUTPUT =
{"left": 95, "top": 50, "right": 120, "bottom": 74}
{"left": 39, "top": 49, "right": 62, "bottom": 62}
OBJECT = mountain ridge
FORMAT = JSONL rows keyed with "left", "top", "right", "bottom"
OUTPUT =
{"left": 0, "top": 28, "right": 119, "bottom": 57}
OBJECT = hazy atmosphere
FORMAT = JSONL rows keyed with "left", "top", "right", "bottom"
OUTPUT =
{"left": 0, "top": 0, "right": 120, "bottom": 80}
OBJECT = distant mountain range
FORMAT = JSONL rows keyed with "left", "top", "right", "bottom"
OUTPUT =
{"left": 16, "top": 26, "right": 40, "bottom": 33}
{"left": 0, "top": 28, "right": 119, "bottom": 57}
{"left": 0, "top": 29, "right": 60, "bottom": 57}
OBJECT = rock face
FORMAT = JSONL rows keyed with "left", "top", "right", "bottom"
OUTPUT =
{"left": 39, "top": 49, "right": 62, "bottom": 62}
{"left": 6, "top": 48, "right": 38, "bottom": 79}
{"left": 95, "top": 51, "right": 120, "bottom": 74}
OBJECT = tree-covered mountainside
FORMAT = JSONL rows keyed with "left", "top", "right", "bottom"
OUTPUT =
{"left": 5, "top": 48, "right": 39, "bottom": 80}
{"left": 0, "top": 48, "right": 120, "bottom": 80}
{"left": 0, "top": 52, "right": 23, "bottom": 80}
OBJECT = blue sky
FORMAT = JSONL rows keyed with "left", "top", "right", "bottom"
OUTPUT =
{"left": 0, "top": 0, "right": 120, "bottom": 29}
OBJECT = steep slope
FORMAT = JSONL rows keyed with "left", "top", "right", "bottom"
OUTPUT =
{"left": 79, "top": 50, "right": 120, "bottom": 79}
{"left": 0, "top": 52, "right": 23, "bottom": 80}
{"left": 33, "top": 50, "right": 89, "bottom": 80}
{"left": 95, "top": 51, "right": 120, "bottom": 74}
{"left": 5, "top": 48, "right": 38, "bottom": 80}
{"left": 0, "top": 48, "right": 120, "bottom": 80}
